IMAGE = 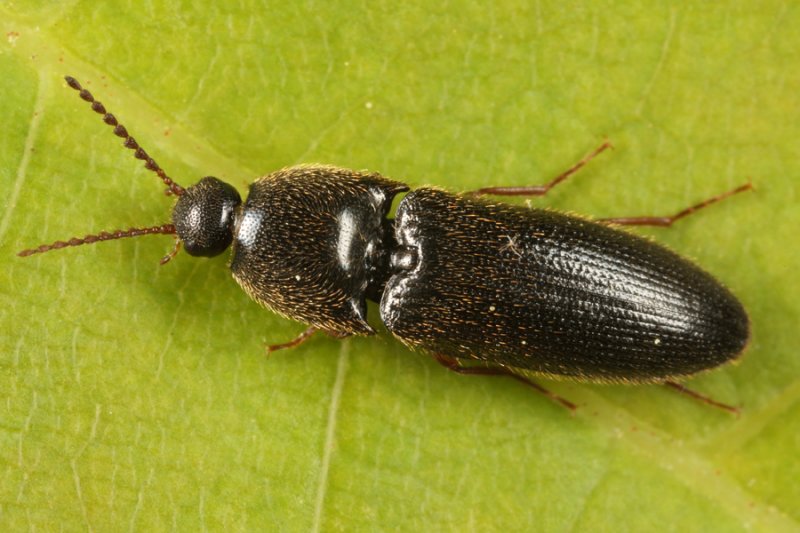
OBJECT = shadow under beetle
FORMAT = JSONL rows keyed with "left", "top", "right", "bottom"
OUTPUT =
{"left": 20, "top": 76, "right": 753, "bottom": 413}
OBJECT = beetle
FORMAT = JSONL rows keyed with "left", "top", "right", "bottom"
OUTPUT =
{"left": 19, "top": 76, "right": 752, "bottom": 412}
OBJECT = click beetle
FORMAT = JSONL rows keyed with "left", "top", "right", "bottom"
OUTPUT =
{"left": 19, "top": 76, "right": 752, "bottom": 412}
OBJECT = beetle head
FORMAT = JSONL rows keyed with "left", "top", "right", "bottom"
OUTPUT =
{"left": 172, "top": 177, "right": 242, "bottom": 257}
{"left": 17, "top": 76, "right": 240, "bottom": 265}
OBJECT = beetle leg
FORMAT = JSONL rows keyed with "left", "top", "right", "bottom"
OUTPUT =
{"left": 432, "top": 353, "right": 577, "bottom": 411}
{"left": 159, "top": 238, "right": 181, "bottom": 265}
{"left": 664, "top": 381, "right": 741, "bottom": 415}
{"left": 600, "top": 182, "right": 753, "bottom": 227}
{"left": 266, "top": 327, "right": 353, "bottom": 355}
{"left": 266, "top": 326, "right": 319, "bottom": 354}
{"left": 469, "top": 141, "right": 612, "bottom": 197}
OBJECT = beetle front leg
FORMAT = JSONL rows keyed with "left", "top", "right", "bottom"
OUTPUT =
{"left": 266, "top": 326, "right": 319, "bottom": 354}
{"left": 600, "top": 182, "right": 753, "bottom": 227}
{"left": 432, "top": 353, "right": 577, "bottom": 411}
{"left": 267, "top": 326, "right": 349, "bottom": 355}
{"left": 266, "top": 328, "right": 351, "bottom": 354}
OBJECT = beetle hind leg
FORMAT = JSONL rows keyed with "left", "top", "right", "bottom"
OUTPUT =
{"left": 664, "top": 380, "right": 741, "bottom": 415}
{"left": 432, "top": 353, "right": 577, "bottom": 411}
{"left": 600, "top": 182, "right": 753, "bottom": 227}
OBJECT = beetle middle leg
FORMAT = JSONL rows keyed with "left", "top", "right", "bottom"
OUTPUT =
{"left": 664, "top": 380, "right": 740, "bottom": 415}
{"left": 432, "top": 353, "right": 577, "bottom": 411}
{"left": 599, "top": 182, "right": 753, "bottom": 227}
{"left": 470, "top": 141, "right": 612, "bottom": 197}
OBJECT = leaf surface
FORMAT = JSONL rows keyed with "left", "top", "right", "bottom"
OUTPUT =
{"left": 1, "top": 2, "right": 798, "bottom": 531}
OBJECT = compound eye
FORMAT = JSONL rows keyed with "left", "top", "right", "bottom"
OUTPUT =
{"left": 172, "top": 177, "right": 242, "bottom": 257}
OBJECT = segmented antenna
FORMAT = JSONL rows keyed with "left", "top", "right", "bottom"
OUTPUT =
{"left": 17, "top": 225, "right": 177, "bottom": 257}
{"left": 64, "top": 76, "right": 185, "bottom": 196}
{"left": 17, "top": 78, "right": 184, "bottom": 263}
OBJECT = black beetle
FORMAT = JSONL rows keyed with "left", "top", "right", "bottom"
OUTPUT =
{"left": 19, "top": 76, "right": 752, "bottom": 412}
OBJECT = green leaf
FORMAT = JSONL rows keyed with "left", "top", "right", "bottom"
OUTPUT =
{"left": 1, "top": 2, "right": 798, "bottom": 531}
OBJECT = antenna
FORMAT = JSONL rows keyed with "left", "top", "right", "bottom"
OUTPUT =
{"left": 18, "top": 225, "right": 177, "bottom": 257}
{"left": 64, "top": 76, "right": 185, "bottom": 196}
{"left": 18, "top": 76, "right": 186, "bottom": 263}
